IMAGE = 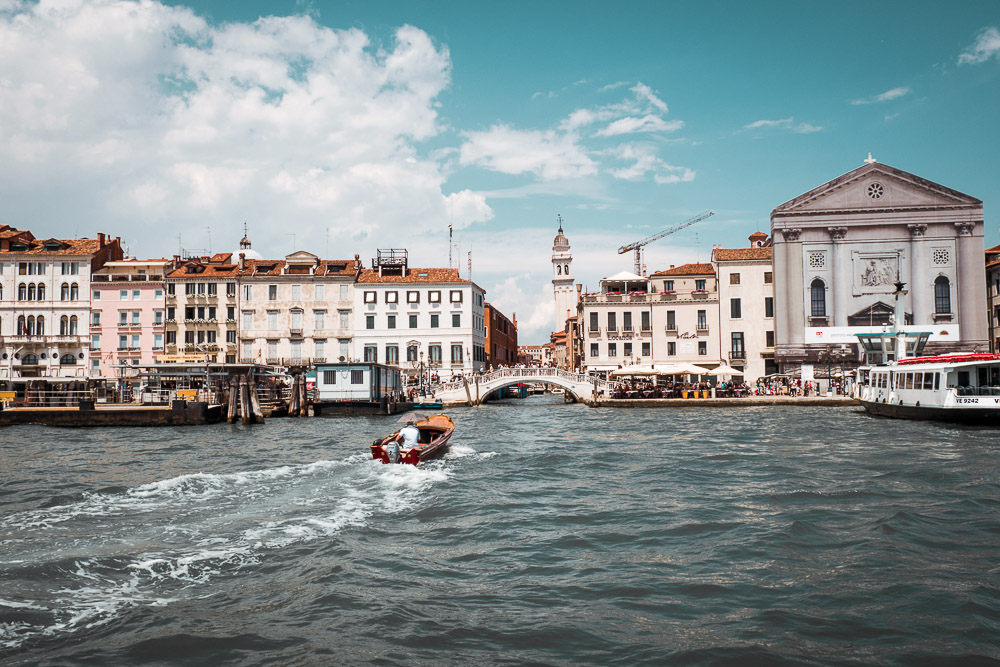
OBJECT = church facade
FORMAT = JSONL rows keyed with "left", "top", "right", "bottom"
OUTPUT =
{"left": 771, "top": 158, "right": 986, "bottom": 369}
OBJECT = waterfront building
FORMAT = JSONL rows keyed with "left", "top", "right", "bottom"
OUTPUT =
{"left": 354, "top": 249, "right": 486, "bottom": 381}
{"left": 237, "top": 251, "right": 360, "bottom": 366}
{"left": 90, "top": 259, "right": 174, "bottom": 378}
{"left": 986, "top": 245, "right": 1000, "bottom": 353}
{"left": 550, "top": 329, "right": 568, "bottom": 369}
{"left": 0, "top": 226, "right": 123, "bottom": 380}
{"left": 771, "top": 157, "right": 987, "bottom": 371}
{"left": 164, "top": 253, "right": 240, "bottom": 363}
{"left": 484, "top": 302, "right": 518, "bottom": 367}
{"left": 551, "top": 217, "right": 575, "bottom": 334}
{"left": 518, "top": 344, "right": 547, "bottom": 366}
{"left": 712, "top": 233, "right": 777, "bottom": 379}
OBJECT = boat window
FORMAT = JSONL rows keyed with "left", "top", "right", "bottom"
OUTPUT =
{"left": 958, "top": 371, "right": 970, "bottom": 386}
{"left": 934, "top": 373, "right": 940, "bottom": 391}
{"left": 922, "top": 373, "right": 934, "bottom": 390}
{"left": 905, "top": 373, "right": 913, "bottom": 390}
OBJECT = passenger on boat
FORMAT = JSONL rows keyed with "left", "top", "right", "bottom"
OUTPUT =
{"left": 397, "top": 420, "right": 420, "bottom": 448}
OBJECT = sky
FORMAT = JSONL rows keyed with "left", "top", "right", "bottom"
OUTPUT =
{"left": 1, "top": 0, "right": 999, "bottom": 343}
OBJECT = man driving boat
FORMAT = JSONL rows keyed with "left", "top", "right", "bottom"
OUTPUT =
{"left": 396, "top": 419, "right": 420, "bottom": 449}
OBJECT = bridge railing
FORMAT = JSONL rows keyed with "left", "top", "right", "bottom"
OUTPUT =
{"left": 429, "top": 367, "right": 614, "bottom": 396}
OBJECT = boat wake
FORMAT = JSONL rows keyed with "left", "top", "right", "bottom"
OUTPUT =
{"left": 0, "top": 455, "right": 451, "bottom": 651}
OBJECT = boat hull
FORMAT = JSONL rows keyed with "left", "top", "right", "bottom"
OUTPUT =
{"left": 861, "top": 399, "right": 1000, "bottom": 424}
{"left": 370, "top": 414, "right": 455, "bottom": 465}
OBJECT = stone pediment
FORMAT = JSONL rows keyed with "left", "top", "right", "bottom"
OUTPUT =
{"left": 772, "top": 162, "right": 981, "bottom": 216}
{"left": 847, "top": 300, "right": 912, "bottom": 327}
{"left": 285, "top": 250, "right": 319, "bottom": 263}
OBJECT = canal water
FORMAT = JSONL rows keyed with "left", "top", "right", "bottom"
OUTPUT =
{"left": 1, "top": 398, "right": 998, "bottom": 665}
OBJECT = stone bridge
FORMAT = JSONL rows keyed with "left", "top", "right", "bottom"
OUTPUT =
{"left": 431, "top": 368, "right": 613, "bottom": 406}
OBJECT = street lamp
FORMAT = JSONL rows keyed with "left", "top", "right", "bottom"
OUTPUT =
{"left": 419, "top": 351, "right": 425, "bottom": 397}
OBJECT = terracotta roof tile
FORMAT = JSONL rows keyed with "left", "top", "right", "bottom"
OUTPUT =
{"left": 650, "top": 262, "right": 715, "bottom": 277}
{"left": 712, "top": 247, "right": 773, "bottom": 261}
{"left": 1, "top": 237, "right": 104, "bottom": 255}
{"left": 357, "top": 268, "right": 469, "bottom": 284}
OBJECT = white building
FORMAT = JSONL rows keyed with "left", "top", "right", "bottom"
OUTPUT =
{"left": 712, "top": 232, "right": 777, "bottom": 380}
{"left": 552, "top": 217, "right": 575, "bottom": 333}
{"left": 0, "top": 226, "right": 123, "bottom": 380}
{"left": 354, "top": 249, "right": 486, "bottom": 381}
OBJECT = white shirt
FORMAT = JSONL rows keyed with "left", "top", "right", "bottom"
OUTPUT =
{"left": 399, "top": 425, "right": 419, "bottom": 448}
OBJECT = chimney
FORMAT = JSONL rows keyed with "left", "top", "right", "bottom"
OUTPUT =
{"left": 239, "top": 252, "right": 246, "bottom": 270}
{"left": 670, "top": 264, "right": 675, "bottom": 269}
{"left": 354, "top": 253, "right": 362, "bottom": 272}
{"left": 98, "top": 232, "right": 105, "bottom": 248}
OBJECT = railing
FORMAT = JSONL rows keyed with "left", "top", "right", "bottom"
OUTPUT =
{"left": 432, "top": 367, "right": 612, "bottom": 395}
{"left": 730, "top": 350, "right": 746, "bottom": 360}
{"left": 696, "top": 324, "right": 709, "bottom": 332}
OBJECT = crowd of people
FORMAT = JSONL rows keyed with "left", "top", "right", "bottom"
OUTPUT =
{"left": 610, "top": 376, "right": 851, "bottom": 399}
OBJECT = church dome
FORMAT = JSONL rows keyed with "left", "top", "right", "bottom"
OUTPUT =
{"left": 553, "top": 215, "right": 569, "bottom": 249}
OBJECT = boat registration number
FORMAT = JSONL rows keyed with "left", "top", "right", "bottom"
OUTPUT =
{"left": 957, "top": 397, "right": 982, "bottom": 404}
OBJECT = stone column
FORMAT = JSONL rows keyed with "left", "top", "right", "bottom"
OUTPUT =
{"left": 907, "top": 224, "right": 928, "bottom": 326}
{"left": 955, "top": 221, "right": 986, "bottom": 345}
{"left": 827, "top": 227, "right": 848, "bottom": 326}
{"left": 776, "top": 228, "right": 803, "bottom": 351}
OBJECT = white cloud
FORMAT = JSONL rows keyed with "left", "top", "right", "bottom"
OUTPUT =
{"left": 595, "top": 114, "right": 684, "bottom": 137}
{"left": 743, "top": 117, "right": 823, "bottom": 134}
{"left": 459, "top": 125, "right": 598, "bottom": 180}
{"left": 605, "top": 144, "right": 695, "bottom": 184}
{"left": 0, "top": 1, "right": 489, "bottom": 257}
{"left": 850, "top": 86, "right": 911, "bottom": 105}
{"left": 958, "top": 27, "right": 1000, "bottom": 64}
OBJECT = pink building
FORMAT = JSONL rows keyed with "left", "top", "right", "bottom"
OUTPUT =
{"left": 90, "top": 259, "right": 173, "bottom": 378}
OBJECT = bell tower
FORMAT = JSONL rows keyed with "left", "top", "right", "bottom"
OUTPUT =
{"left": 552, "top": 215, "right": 575, "bottom": 332}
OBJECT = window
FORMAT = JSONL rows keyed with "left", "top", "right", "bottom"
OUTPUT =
{"left": 730, "top": 298, "right": 742, "bottom": 319}
{"left": 166, "top": 331, "right": 176, "bottom": 345}
{"left": 386, "top": 291, "right": 398, "bottom": 304}
{"left": 730, "top": 273, "right": 740, "bottom": 285}
{"left": 131, "top": 310, "right": 141, "bottom": 325}
{"left": 641, "top": 311, "right": 650, "bottom": 331}
{"left": 339, "top": 310, "right": 349, "bottom": 328}
{"left": 91, "top": 334, "right": 101, "bottom": 350}
{"left": 267, "top": 340, "right": 277, "bottom": 360}
{"left": 119, "top": 334, "right": 128, "bottom": 349}
{"left": 364, "top": 345, "right": 377, "bottom": 362}
{"left": 227, "top": 282, "right": 236, "bottom": 296}
{"left": 315, "top": 284, "right": 324, "bottom": 301}
{"left": 364, "top": 291, "right": 376, "bottom": 304}
{"left": 92, "top": 312, "right": 101, "bottom": 326}
{"left": 185, "top": 283, "right": 196, "bottom": 295}
{"left": 765, "top": 297, "right": 774, "bottom": 318}
{"left": 152, "top": 310, "right": 162, "bottom": 325}
{"left": 450, "top": 290, "right": 463, "bottom": 303}
{"left": 120, "top": 310, "right": 130, "bottom": 325}
{"left": 935, "top": 276, "right": 951, "bottom": 314}
{"left": 315, "top": 310, "right": 326, "bottom": 329}
{"left": 404, "top": 291, "right": 419, "bottom": 304}
{"left": 697, "top": 310, "right": 707, "bottom": 330}
{"left": 641, "top": 342, "right": 651, "bottom": 356}
{"left": 408, "top": 345, "right": 419, "bottom": 362}
{"left": 185, "top": 331, "right": 195, "bottom": 344}
{"left": 323, "top": 370, "right": 336, "bottom": 385}
{"left": 366, "top": 315, "right": 375, "bottom": 330}
{"left": 196, "top": 306, "right": 205, "bottom": 320}
{"left": 291, "top": 284, "right": 301, "bottom": 300}
{"left": 208, "top": 283, "right": 217, "bottom": 296}
{"left": 451, "top": 344, "right": 463, "bottom": 363}
{"left": 409, "top": 314, "right": 417, "bottom": 328}
{"left": 608, "top": 343, "right": 617, "bottom": 357}
{"left": 429, "top": 290, "right": 441, "bottom": 303}
{"left": 666, "top": 310, "right": 676, "bottom": 331}
{"left": 698, "top": 341, "right": 707, "bottom": 355}
{"left": 241, "top": 341, "right": 252, "bottom": 360}
{"left": 120, "top": 289, "right": 129, "bottom": 300}
{"left": 196, "top": 283, "right": 205, "bottom": 295}
{"left": 61, "top": 283, "right": 70, "bottom": 300}
{"left": 764, "top": 271, "right": 773, "bottom": 284}
{"left": 430, "top": 314, "right": 439, "bottom": 328}
{"left": 340, "top": 284, "right": 349, "bottom": 301}
{"left": 695, "top": 279, "right": 706, "bottom": 291}
{"left": 590, "top": 343, "right": 599, "bottom": 357}
{"left": 731, "top": 332, "right": 745, "bottom": 355}
{"left": 243, "top": 284, "right": 253, "bottom": 300}
{"left": 623, "top": 343, "right": 632, "bottom": 358}
{"left": 242, "top": 310, "right": 254, "bottom": 328}
{"left": 131, "top": 334, "right": 140, "bottom": 349}
{"left": 351, "top": 370, "right": 364, "bottom": 385}
{"left": 290, "top": 310, "right": 302, "bottom": 330}
{"left": 766, "top": 331, "right": 775, "bottom": 347}
{"left": 664, "top": 280, "right": 674, "bottom": 291}
{"left": 607, "top": 312, "right": 617, "bottom": 331}
{"left": 155, "top": 288, "right": 163, "bottom": 300}
{"left": 387, "top": 314, "right": 396, "bottom": 329}
{"left": 267, "top": 311, "right": 278, "bottom": 330}
{"left": 810, "top": 279, "right": 826, "bottom": 317}
{"left": 623, "top": 312, "right": 632, "bottom": 331}
{"left": 268, "top": 285, "right": 277, "bottom": 300}
{"left": 452, "top": 313, "right": 461, "bottom": 328}
{"left": 589, "top": 312, "right": 599, "bottom": 332}
{"left": 386, "top": 345, "right": 399, "bottom": 364}
{"left": 429, "top": 345, "right": 442, "bottom": 363}
{"left": 314, "top": 339, "right": 325, "bottom": 359}
{"left": 93, "top": 289, "right": 101, "bottom": 300}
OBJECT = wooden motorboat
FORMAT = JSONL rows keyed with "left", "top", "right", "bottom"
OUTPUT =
{"left": 370, "top": 414, "right": 455, "bottom": 465}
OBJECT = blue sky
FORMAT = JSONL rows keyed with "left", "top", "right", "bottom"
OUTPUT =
{"left": 2, "top": 0, "right": 998, "bottom": 342}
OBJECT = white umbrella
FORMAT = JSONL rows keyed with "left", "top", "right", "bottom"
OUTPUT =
{"left": 610, "top": 366, "right": 660, "bottom": 377}
{"left": 701, "top": 363, "right": 744, "bottom": 377}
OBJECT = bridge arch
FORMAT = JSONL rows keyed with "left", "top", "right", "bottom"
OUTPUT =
{"left": 432, "top": 368, "right": 611, "bottom": 406}
{"left": 477, "top": 376, "right": 584, "bottom": 403}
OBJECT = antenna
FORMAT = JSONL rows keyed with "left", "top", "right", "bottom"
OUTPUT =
{"left": 467, "top": 251, "right": 472, "bottom": 282}
{"left": 448, "top": 224, "right": 453, "bottom": 269}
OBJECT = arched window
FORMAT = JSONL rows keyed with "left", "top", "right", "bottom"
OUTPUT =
{"left": 70, "top": 315, "right": 78, "bottom": 335}
{"left": 17, "top": 315, "right": 26, "bottom": 335}
{"left": 26, "top": 316, "right": 35, "bottom": 336}
{"left": 27, "top": 283, "right": 36, "bottom": 301}
{"left": 61, "top": 283, "right": 69, "bottom": 300}
{"left": 36, "top": 316, "right": 44, "bottom": 335}
{"left": 37, "top": 283, "right": 44, "bottom": 300}
{"left": 935, "top": 276, "right": 951, "bottom": 314}
{"left": 556, "top": 265, "right": 561, "bottom": 275}
{"left": 21, "top": 354, "right": 38, "bottom": 366}
{"left": 810, "top": 278, "right": 826, "bottom": 317}
{"left": 60, "top": 354, "right": 77, "bottom": 365}
{"left": 70, "top": 283, "right": 79, "bottom": 300}
{"left": 564, "top": 264, "right": 569, "bottom": 274}
{"left": 60, "top": 315, "right": 69, "bottom": 335}
{"left": 18, "top": 283, "right": 26, "bottom": 300}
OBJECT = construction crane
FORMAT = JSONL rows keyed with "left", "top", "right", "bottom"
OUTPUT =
{"left": 618, "top": 210, "right": 714, "bottom": 275}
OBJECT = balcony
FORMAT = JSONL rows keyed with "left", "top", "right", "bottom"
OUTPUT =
{"left": 696, "top": 323, "right": 709, "bottom": 332}
{"left": 665, "top": 325, "right": 677, "bottom": 333}
{"left": 289, "top": 327, "right": 303, "bottom": 336}
{"left": 730, "top": 350, "right": 746, "bottom": 360}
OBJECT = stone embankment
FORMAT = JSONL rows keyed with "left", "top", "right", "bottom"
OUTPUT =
{"left": 597, "top": 396, "right": 859, "bottom": 408}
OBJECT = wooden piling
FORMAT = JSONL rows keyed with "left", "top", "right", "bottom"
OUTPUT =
{"left": 227, "top": 377, "right": 238, "bottom": 423}
{"left": 248, "top": 374, "right": 265, "bottom": 424}
{"left": 239, "top": 376, "right": 250, "bottom": 424}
